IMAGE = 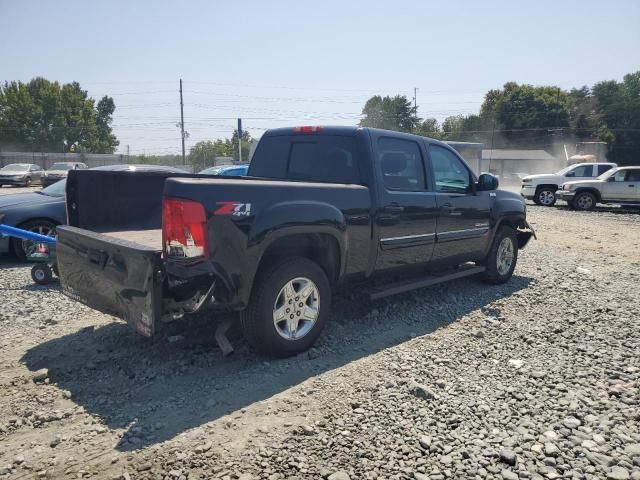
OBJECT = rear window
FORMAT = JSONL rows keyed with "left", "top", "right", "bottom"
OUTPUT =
{"left": 597, "top": 164, "right": 614, "bottom": 176}
{"left": 249, "top": 135, "right": 361, "bottom": 184}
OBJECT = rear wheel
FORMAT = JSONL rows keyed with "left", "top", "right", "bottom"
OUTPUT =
{"left": 10, "top": 220, "right": 57, "bottom": 260}
{"left": 480, "top": 226, "right": 518, "bottom": 284}
{"left": 572, "top": 191, "right": 596, "bottom": 211}
{"left": 535, "top": 187, "right": 556, "bottom": 206}
{"left": 240, "top": 257, "right": 331, "bottom": 357}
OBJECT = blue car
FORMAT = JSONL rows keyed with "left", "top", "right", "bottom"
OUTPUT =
{"left": 199, "top": 164, "right": 249, "bottom": 176}
{"left": 0, "top": 164, "right": 187, "bottom": 259}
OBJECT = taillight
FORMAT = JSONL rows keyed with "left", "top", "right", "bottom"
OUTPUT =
{"left": 162, "top": 197, "right": 208, "bottom": 259}
{"left": 293, "top": 126, "right": 322, "bottom": 133}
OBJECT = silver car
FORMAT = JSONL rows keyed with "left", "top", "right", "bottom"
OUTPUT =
{"left": 0, "top": 163, "right": 44, "bottom": 187}
{"left": 41, "top": 161, "right": 88, "bottom": 187}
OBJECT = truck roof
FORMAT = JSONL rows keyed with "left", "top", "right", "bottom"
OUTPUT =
{"left": 262, "top": 126, "right": 448, "bottom": 147}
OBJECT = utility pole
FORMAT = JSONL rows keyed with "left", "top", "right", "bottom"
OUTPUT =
{"left": 126, "top": 144, "right": 130, "bottom": 163}
{"left": 413, "top": 87, "right": 418, "bottom": 116}
{"left": 179, "top": 79, "right": 186, "bottom": 165}
{"left": 237, "top": 118, "right": 242, "bottom": 163}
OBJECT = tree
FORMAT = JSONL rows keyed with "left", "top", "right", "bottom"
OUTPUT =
{"left": 359, "top": 95, "right": 420, "bottom": 133}
{"left": 479, "top": 82, "right": 572, "bottom": 146}
{"left": 0, "top": 77, "right": 118, "bottom": 152}
{"left": 414, "top": 118, "right": 443, "bottom": 139}
{"left": 91, "top": 96, "right": 119, "bottom": 153}
{"left": 592, "top": 71, "right": 640, "bottom": 165}
{"left": 188, "top": 130, "right": 252, "bottom": 171}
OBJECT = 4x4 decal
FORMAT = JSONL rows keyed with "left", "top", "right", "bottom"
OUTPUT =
{"left": 214, "top": 202, "right": 252, "bottom": 217}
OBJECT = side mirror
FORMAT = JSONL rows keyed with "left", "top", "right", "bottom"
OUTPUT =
{"left": 477, "top": 173, "right": 499, "bottom": 191}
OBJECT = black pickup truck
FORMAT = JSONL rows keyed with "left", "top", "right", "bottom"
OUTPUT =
{"left": 57, "top": 127, "right": 534, "bottom": 357}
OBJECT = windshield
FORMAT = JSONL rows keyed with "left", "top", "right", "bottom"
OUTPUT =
{"left": 1, "top": 163, "right": 30, "bottom": 172}
{"left": 50, "top": 162, "right": 73, "bottom": 170}
{"left": 555, "top": 165, "right": 576, "bottom": 176}
{"left": 40, "top": 179, "right": 66, "bottom": 196}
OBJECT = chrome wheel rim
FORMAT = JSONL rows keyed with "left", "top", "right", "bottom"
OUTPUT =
{"left": 538, "top": 190, "right": 555, "bottom": 206}
{"left": 496, "top": 237, "right": 514, "bottom": 275}
{"left": 34, "top": 269, "right": 46, "bottom": 281}
{"left": 577, "top": 194, "right": 593, "bottom": 210}
{"left": 273, "top": 277, "right": 320, "bottom": 340}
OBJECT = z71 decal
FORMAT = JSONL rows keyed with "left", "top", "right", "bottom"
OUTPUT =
{"left": 214, "top": 202, "right": 252, "bottom": 217}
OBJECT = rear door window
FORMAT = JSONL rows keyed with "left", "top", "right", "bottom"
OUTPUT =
{"left": 250, "top": 135, "right": 360, "bottom": 184}
{"left": 377, "top": 137, "right": 426, "bottom": 191}
{"left": 626, "top": 170, "right": 640, "bottom": 182}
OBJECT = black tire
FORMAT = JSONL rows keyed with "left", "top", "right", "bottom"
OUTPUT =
{"left": 10, "top": 219, "right": 57, "bottom": 260}
{"left": 31, "top": 264, "right": 53, "bottom": 285}
{"left": 240, "top": 256, "right": 331, "bottom": 358}
{"left": 480, "top": 226, "right": 518, "bottom": 284}
{"left": 572, "top": 191, "right": 596, "bottom": 211}
{"left": 535, "top": 187, "right": 556, "bottom": 207}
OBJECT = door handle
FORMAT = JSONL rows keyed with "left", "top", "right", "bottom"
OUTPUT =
{"left": 383, "top": 204, "right": 404, "bottom": 213}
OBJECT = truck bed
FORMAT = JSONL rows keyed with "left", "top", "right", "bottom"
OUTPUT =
{"left": 100, "top": 229, "right": 162, "bottom": 250}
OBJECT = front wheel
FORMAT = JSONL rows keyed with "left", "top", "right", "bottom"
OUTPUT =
{"left": 535, "top": 187, "right": 556, "bottom": 206}
{"left": 572, "top": 191, "right": 596, "bottom": 211}
{"left": 240, "top": 257, "right": 331, "bottom": 358}
{"left": 24, "top": 177, "right": 32, "bottom": 187}
{"left": 480, "top": 226, "right": 518, "bottom": 284}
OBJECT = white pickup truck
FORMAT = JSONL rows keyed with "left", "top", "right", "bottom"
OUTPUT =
{"left": 520, "top": 162, "right": 617, "bottom": 206}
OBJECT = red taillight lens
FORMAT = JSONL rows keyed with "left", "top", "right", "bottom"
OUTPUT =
{"left": 293, "top": 126, "right": 322, "bottom": 133}
{"left": 162, "top": 197, "right": 208, "bottom": 258}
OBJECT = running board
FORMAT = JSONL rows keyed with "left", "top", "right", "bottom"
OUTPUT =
{"left": 368, "top": 264, "right": 485, "bottom": 301}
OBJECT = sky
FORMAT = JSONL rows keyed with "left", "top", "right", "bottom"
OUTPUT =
{"left": 1, "top": 0, "right": 639, "bottom": 155}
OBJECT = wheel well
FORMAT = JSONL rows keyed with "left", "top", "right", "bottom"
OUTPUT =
{"left": 535, "top": 184, "right": 558, "bottom": 193}
{"left": 258, "top": 233, "right": 341, "bottom": 285}
{"left": 574, "top": 188, "right": 601, "bottom": 202}
{"left": 16, "top": 217, "right": 60, "bottom": 229}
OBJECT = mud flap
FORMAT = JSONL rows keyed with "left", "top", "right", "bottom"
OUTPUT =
{"left": 56, "top": 226, "right": 163, "bottom": 337}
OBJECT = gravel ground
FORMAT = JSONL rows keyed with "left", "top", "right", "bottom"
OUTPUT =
{"left": 0, "top": 205, "right": 639, "bottom": 480}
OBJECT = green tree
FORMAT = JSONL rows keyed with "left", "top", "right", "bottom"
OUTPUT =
{"left": 592, "top": 71, "right": 640, "bottom": 165}
{"left": 189, "top": 140, "right": 230, "bottom": 171}
{"left": 91, "top": 96, "right": 119, "bottom": 153}
{"left": 414, "top": 117, "right": 443, "bottom": 139}
{"left": 479, "top": 82, "right": 572, "bottom": 146}
{"left": 0, "top": 77, "right": 118, "bottom": 153}
{"left": 230, "top": 129, "right": 252, "bottom": 162}
{"left": 188, "top": 130, "right": 252, "bottom": 171}
{"left": 359, "top": 95, "right": 420, "bottom": 133}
